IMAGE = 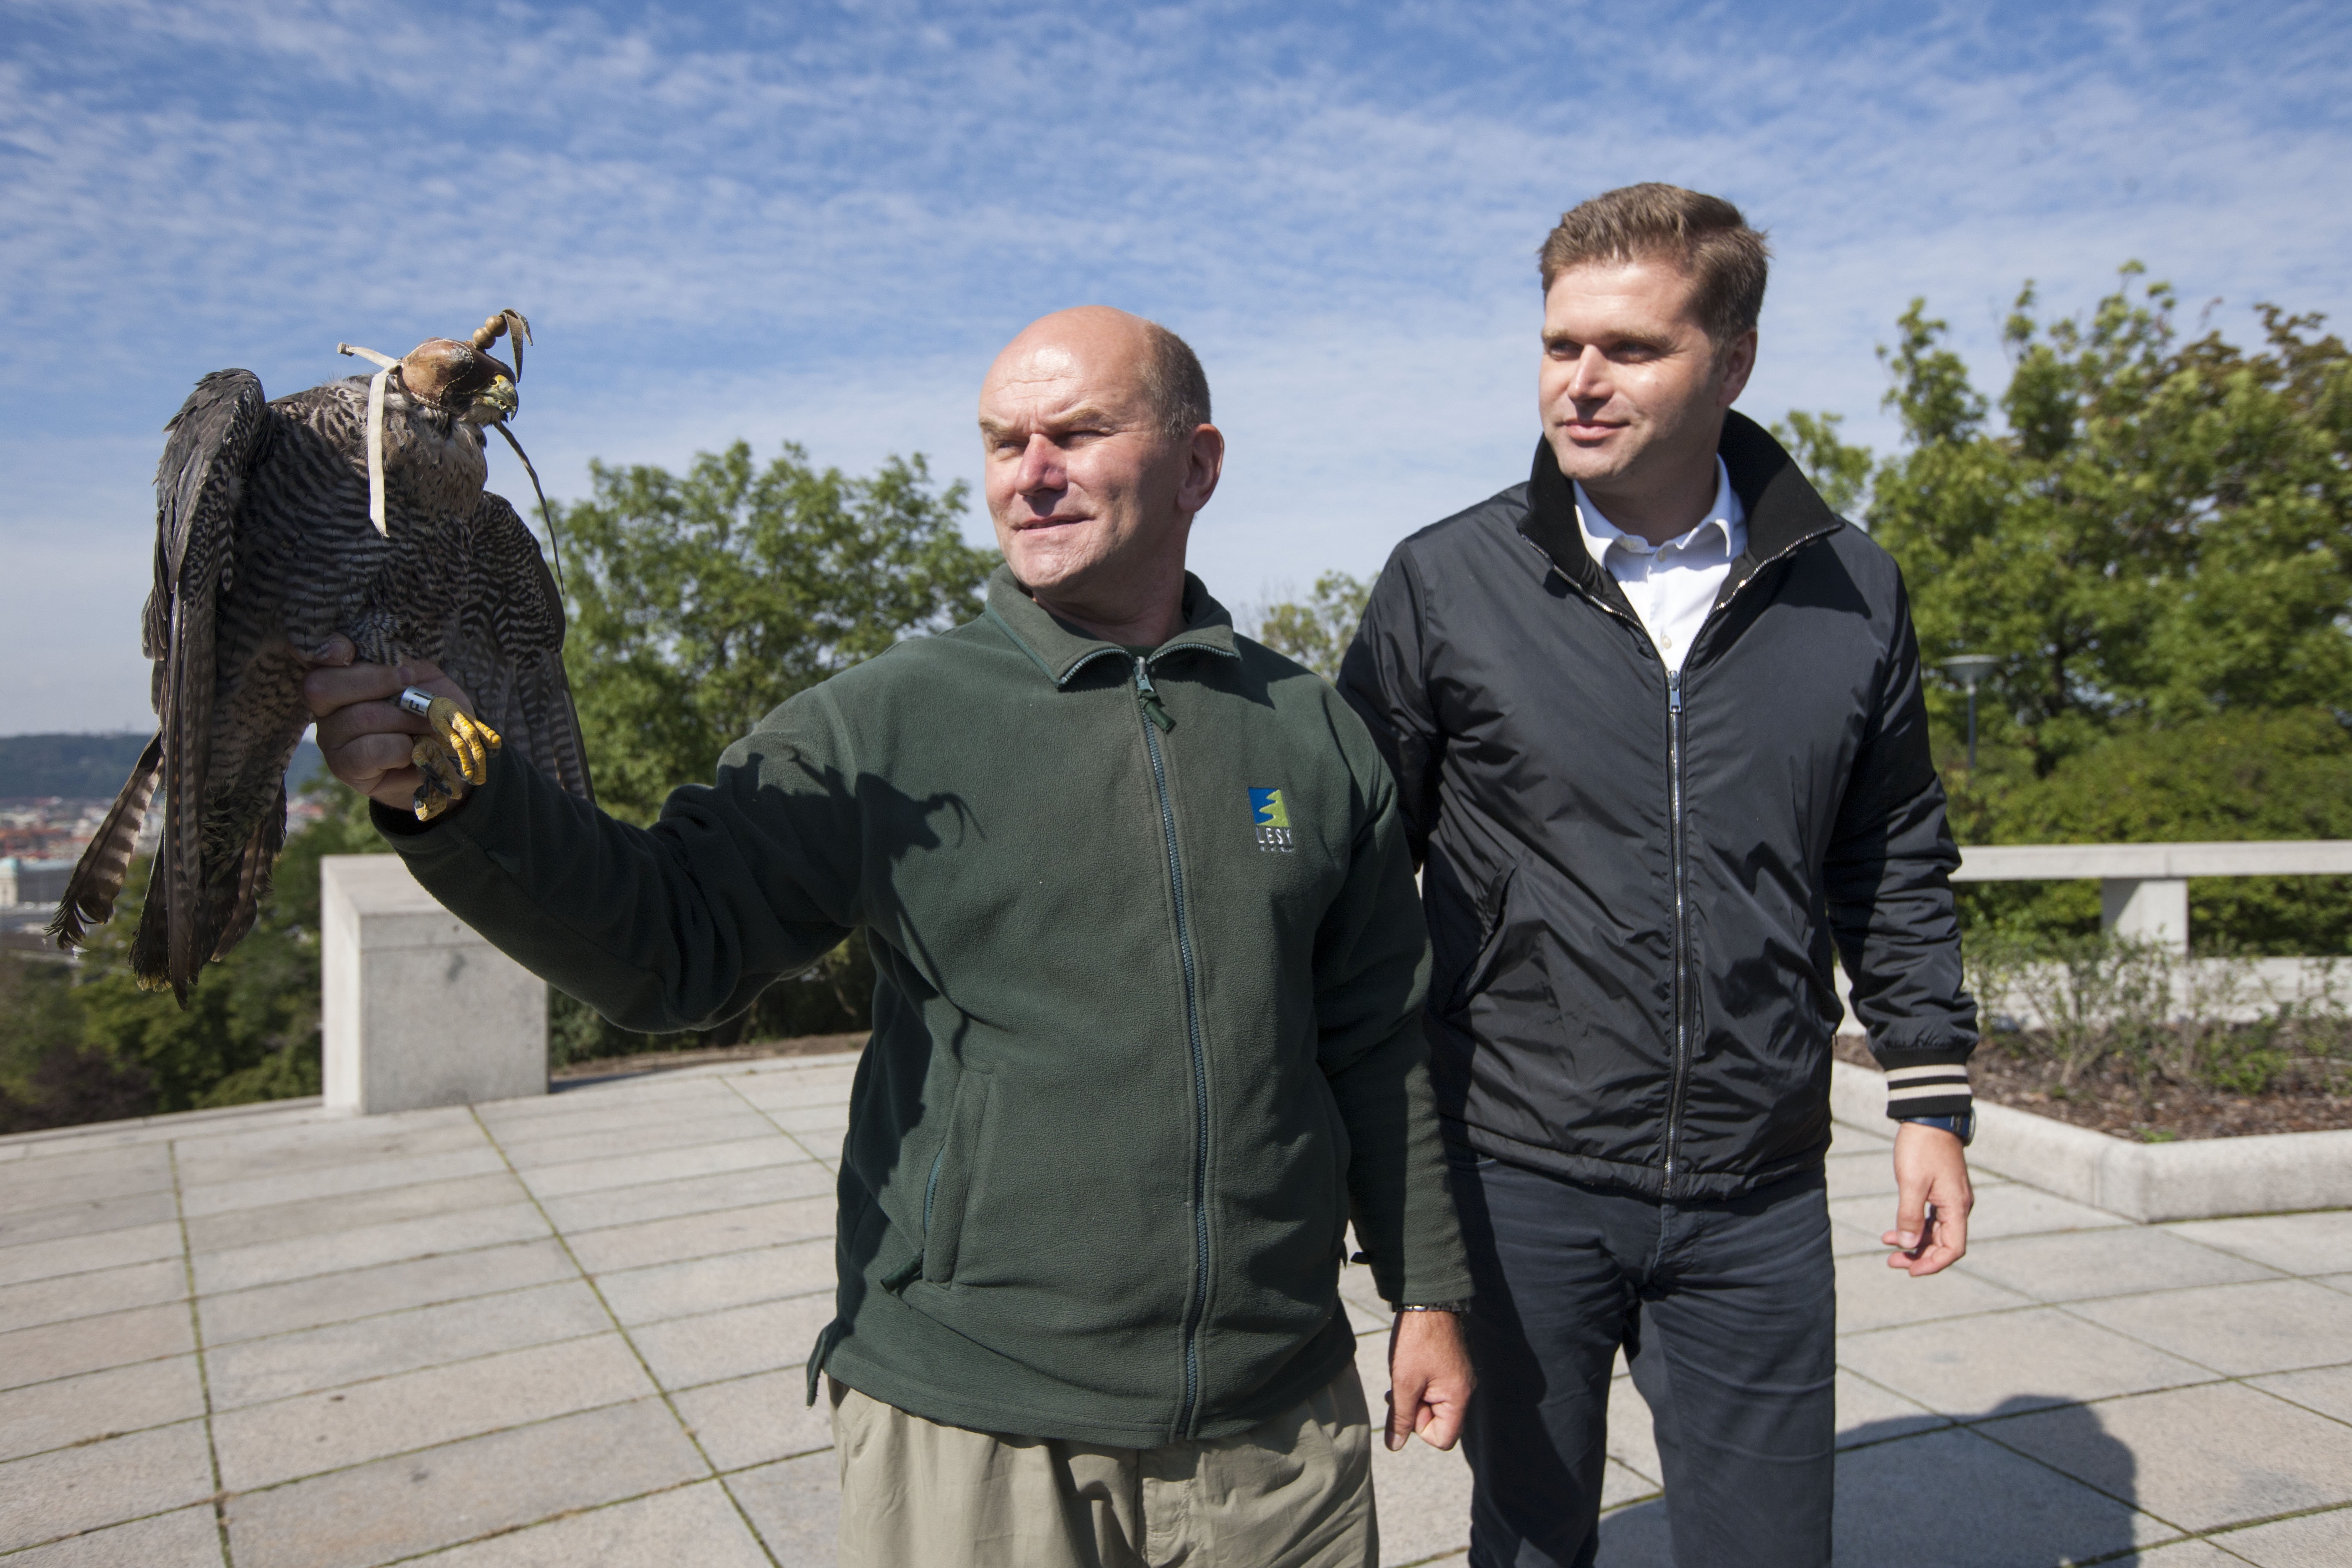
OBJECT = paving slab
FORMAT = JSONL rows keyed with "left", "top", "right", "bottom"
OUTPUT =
{"left": 2110, "top": 1542, "right": 2264, "bottom": 1565}
{"left": 567, "top": 1194, "right": 836, "bottom": 1275}
{"left": 2165, "top": 1211, "right": 2352, "bottom": 1277}
{"left": 1837, "top": 1305, "right": 2215, "bottom": 1418}
{"left": 758, "top": 1101, "right": 854, "bottom": 1136}
{"left": 726, "top": 1450, "right": 843, "bottom": 1567}
{"left": 220, "top": 1396, "right": 706, "bottom": 1568}
{"left": 0, "top": 1149, "right": 175, "bottom": 1218}
{"left": 2214, "top": 1504, "right": 2352, "bottom": 1566}
{"left": 0, "top": 1503, "right": 223, "bottom": 1567}
{"left": 1923, "top": 1184, "right": 2130, "bottom": 1243}
{"left": 1832, "top": 1423, "right": 2174, "bottom": 1565}
{"left": 0, "top": 1191, "right": 180, "bottom": 1249}
{"left": 1826, "top": 1119, "right": 1893, "bottom": 1153}
{"left": 182, "top": 1171, "right": 528, "bottom": 1256}
{"left": 480, "top": 1079, "right": 744, "bottom": 1135}
{"left": 1830, "top": 1367, "right": 1950, "bottom": 1449}
{"left": 212, "top": 1330, "right": 654, "bottom": 1491}
{"left": 1832, "top": 1251, "right": 2032, "bottom": 1333}
{"left": 726, "top": 1070, "right": 857, "bottom": 1110}
{"left": 0, "top": 1302, "right": 195, "bottom": 1392}
{"left": 178, "top": 1148, "right": 511, "bottom": 1222}
{"left": 0, "top": 1419, "right": 219, "bottom": 1553}
{"left": 631, "top": 1292, "right": 840, "bottom": 1392}
{"left": 2069, "top": 1279, "right": 2352, "bottom": 1377}
{"left": 2249, "top": 1363, "right": 2352, "bottom": 1425}
{"left": 595, "top": 1238, "right": 834, "bottom": 1327}
{"left": 0, "top": 1221, "right": 184, "bottom": 1289}
{"left": 518, "top": 1135, "right": 811, "bottom": 1202}
{"left": 1825, "top": 1152, "right": 1898, "bottom": 1202}
{"left": 538, "top": 1158, "right": 836, "bottom": 1234}
{"left": 489, "top": 1074, "right": 740, "bottom": 1123}
{"left": 403, "top": 1480, "right": 774, "bottom": 1568}
{"left": 1955, "top": 1226, "right": 2282, "bottom": 1303}
{"left": 191, "top": 1201, "right": 549, "bottom": 1295}
{"left": 171, "top": 1112, "right": 487, "bottom": 1187}
{"left": 0, "top": 1353, "right": 207, "bottom": 1462}
{"left": 203, "top": 1280, "right": 609, "bottom": 1408}
{"left": 1606, "top": 1368, "right": 1661, "bottom": 1481}
{"left": 199, "top": 1238, "right": 577, "bottom": 1346}
{"left": 673, "top": 1367, "right": 836, "bottom": 1471}
{"left": 0, "top": 1258, "right": 185, "bottom": 1336}
{"left": 1987, "top": 1381, "right": 2352, "bottom": 1533}
{"left": 495, "top": 1109, "right": 782, "bottom": 1170}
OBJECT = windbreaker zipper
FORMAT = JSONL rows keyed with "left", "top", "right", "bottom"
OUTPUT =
{"left": 1662, "top": 668, "right": 1688, "bottom": 1184}
{"left": 1135, "top": 652, "right": 1214, "bottom": 1439}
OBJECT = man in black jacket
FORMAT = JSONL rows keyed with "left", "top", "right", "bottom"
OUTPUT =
{"left": 1341, "top": 185, "right": 1978, "bottom": 1567}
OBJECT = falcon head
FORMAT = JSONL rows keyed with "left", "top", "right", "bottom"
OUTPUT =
{"left": 397, "top": 338, "right": 519, "bottom": 425}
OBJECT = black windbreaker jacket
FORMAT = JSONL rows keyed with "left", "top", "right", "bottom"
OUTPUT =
{"left": 1341, "top": 413, "right": 1977, "bottom": 1201}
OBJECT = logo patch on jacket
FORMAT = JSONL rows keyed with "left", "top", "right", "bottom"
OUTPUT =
{"left": 1249, "top": 787, "right": 1294, "bottom": 853}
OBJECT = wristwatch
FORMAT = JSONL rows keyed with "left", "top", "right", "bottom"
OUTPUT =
{"left": 1397, "top": 1301, "right": 1473, "bottom": 1314}
{"left": 1899, "top": 1111, "right": 1976, "bottom": 1147}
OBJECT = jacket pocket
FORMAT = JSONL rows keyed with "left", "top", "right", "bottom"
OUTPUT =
{"left": 1443, "top": 861, "right": 1519, "bottom": 1017}
{"left": 920, "top": 1070, "right": 994, "bottom": 1285}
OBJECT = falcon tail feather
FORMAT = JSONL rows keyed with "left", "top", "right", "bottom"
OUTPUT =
{"left": 46, "top": 734, "right": 164, "bottom": 952}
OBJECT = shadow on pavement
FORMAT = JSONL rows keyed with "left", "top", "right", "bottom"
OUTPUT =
{"left": 1596, "top": 1396, "right": 2140, "bottom": 1567}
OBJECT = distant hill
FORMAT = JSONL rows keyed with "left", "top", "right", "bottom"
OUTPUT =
{"left": 0, "top": 732, "right": 326, "bottom": 799}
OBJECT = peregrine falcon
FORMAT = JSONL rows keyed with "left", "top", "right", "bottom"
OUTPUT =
{"left": 49, "top": 312, "right": 594, "bottom": 1001}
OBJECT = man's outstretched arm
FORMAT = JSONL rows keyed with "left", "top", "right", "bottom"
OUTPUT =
{"left": 306, "top": 655, "right": 860, "bottom": 1034}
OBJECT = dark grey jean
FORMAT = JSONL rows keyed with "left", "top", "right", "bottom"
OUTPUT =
{"left": 1449, "top": 1150, "right": 1836, "bottom": 1568}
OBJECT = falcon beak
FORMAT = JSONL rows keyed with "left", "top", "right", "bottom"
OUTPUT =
{"left": 462, "top": 376, "right": 518, "bottom": 426}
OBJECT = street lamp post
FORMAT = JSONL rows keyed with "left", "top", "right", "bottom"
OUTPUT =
{"left": 1939, "top": 655, "right": 2002, "bottom": 771}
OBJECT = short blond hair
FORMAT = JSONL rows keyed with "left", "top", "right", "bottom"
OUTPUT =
{"left": 1538, "top": 183, "right": 1770, "bottom": 347}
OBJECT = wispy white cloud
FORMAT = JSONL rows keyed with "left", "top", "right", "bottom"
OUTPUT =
{"left": 3, "top": 0, "right": 2347, "bottom": 730}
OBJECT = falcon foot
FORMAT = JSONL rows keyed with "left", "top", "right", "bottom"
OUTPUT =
{"left": 402, "top": 692, "right": 502, "bottom": 821}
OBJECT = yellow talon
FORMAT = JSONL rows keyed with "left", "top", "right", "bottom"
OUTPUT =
{"left": 409, "top": 697, "right": 503, "bottom": 820}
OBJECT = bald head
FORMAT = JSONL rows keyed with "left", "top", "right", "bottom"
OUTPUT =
{"left": 985, "top": 307, "right": 1210, "bottom": 444}
{"left": 977, "top": 307, "right": 1225, "bottom": 646}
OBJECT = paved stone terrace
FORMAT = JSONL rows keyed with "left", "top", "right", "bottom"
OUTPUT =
{"left": 3, "top": 1052, "right": 2351, "bottom": 1567}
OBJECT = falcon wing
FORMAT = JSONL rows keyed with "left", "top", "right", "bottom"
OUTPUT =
{"left": 52, "top": 371, "right": 268, "bottom": 992}
{"left": 439, "top": 490, "right": 595, "bottom": 804}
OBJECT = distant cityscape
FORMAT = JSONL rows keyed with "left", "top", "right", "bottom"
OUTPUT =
{"left": 0, "top": 732, "right": 329, "bottom": 958}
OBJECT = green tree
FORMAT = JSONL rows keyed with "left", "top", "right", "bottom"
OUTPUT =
{"left": 1768, "top": 410, "right": 1874, "bottom": 519}
{"left": 1256, "top": 572, "right": 1372, "bottom": 681}
{"left": 562, "top": 443, "right": 997, "bottom": 824}
{"left": 552, "top": 442, "right": 997, "bottom": 1059}
{"left": 1792, "top": 268, "right": 2352, "bottom": 952}
{"left": 1869, "top": 269, "right": 2352, "bottom": 781}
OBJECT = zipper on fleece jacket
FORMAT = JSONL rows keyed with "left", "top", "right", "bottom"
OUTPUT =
{"left": 1136, "top": 652, "right": 1214, "bottom": 1439}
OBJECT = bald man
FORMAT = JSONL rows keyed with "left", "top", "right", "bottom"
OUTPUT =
{"left": 305, "top": 307, "right": 1474, "bottom": 1568}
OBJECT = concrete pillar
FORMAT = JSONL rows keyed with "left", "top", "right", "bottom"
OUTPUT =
{"left": 321, "top": 855, "right": 547, "bottom": 1115}
{"left": 2101, "top": 876, "right": 2190, "bottom": 955}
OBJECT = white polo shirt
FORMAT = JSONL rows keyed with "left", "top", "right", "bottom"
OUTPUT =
{"left": 1574, "top": 458, "right": 1746, "bottom": 676}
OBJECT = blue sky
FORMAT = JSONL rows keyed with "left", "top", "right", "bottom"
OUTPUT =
{"left": 4, "top": 0, "right": 2347, "bottom": 735}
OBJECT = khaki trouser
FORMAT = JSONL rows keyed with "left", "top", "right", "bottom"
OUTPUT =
{"left": 831, "top": 1366, "right": 1378, "bottom": 1568}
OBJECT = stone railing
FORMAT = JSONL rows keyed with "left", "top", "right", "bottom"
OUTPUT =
{"left": 1953, "top": 839, "right": 2352, "bottom": 956}
{"left": 321, "top": 855, "right": 547, "bottom": 1116}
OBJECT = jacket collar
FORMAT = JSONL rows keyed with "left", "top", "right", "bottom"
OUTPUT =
{"left": 1518, "top": 409, "right": 1844, "bottom": 604}
{"left": 983, "top": 564, "right": 1239, "bottom": 686}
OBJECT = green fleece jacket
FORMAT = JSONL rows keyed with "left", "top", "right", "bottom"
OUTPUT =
{"left": 377, "top": 567, "right": 1472, "bottom": 1447}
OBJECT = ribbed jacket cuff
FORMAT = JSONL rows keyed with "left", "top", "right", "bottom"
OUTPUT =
{"left": 1883, "top": 1062, "right": 1973, "bottom": 1120}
